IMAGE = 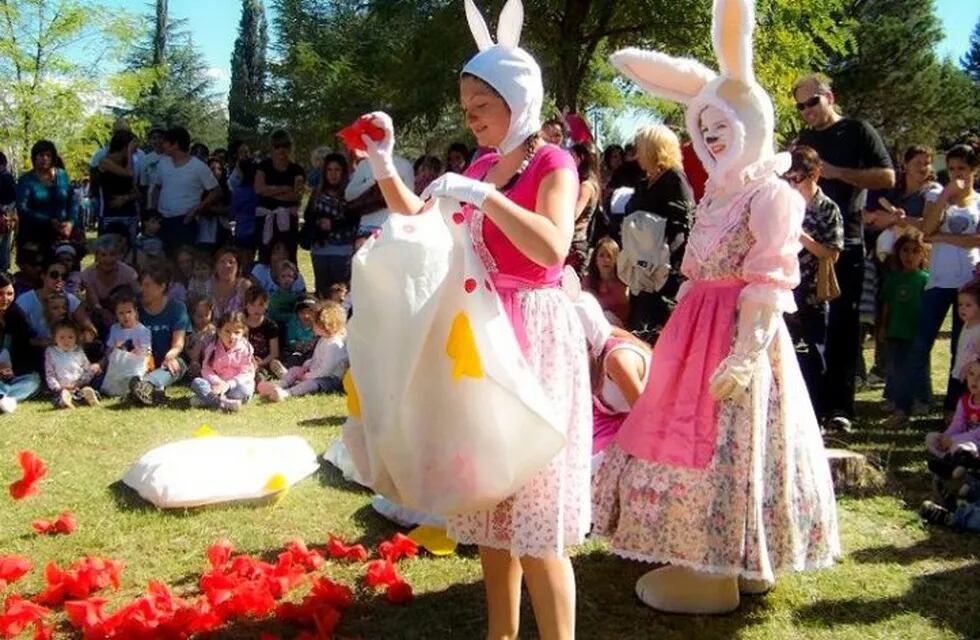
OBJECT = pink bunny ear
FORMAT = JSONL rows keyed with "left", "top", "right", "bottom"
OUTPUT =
{"left": 713, "top": 0, "right": 756, "bottom": 84}
{"left": 610, "top": 48, "right": 716, "bottom": 104}
{"left": 496, "top": 0, "right": 524, "bottom": 49}
{"left": 465, "top": 0, "right": 494, "bottom": 51}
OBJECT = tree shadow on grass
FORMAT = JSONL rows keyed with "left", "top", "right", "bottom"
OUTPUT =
{"left": 794, "top": 563, "right": 978, "bottom": 639}
{"left": 849, "top": 530, "right": 980, "bottom": 566}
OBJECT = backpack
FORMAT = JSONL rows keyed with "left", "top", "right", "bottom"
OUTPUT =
{"left": 616, "top": 210, "right": 671, "bottom": 294}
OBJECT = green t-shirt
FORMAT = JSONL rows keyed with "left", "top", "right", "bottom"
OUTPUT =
{"left": 882, "top": 269, "right": 929, "bottom": 340}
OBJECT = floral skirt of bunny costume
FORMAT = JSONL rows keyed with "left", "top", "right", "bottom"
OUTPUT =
{"left": 446, "top": 288, "right": 593, "bottom": 558}
{"left": 592, "top": 285, "right": 840, "bottom": 580}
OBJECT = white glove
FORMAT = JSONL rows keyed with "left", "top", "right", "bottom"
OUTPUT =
{"left": 360, "top": 111, "right": 397, "bottom": 180}
{"left": 709, "top": 298, "right": 781, "bottom": 402}
{"left": 421, "top": 173, "right": 495, "bottom": 209}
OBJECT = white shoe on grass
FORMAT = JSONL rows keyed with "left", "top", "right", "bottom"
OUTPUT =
{"left": 0, "top": 396, "right": 16, "bottom": 414}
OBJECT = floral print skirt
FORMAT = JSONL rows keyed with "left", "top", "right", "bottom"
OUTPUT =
{"left": 446, "top": 288, "right": 592, "bottom": 558}
{"left": 592, "top": 324, "right": 840, "bottom": 581}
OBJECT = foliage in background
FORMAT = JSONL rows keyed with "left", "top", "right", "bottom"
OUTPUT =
{"left": 827, "top": 0, "right": 980, "bottom": 153}
{"left": 228, "top": 0, "right": 269, "bottom": 148}
{"left": 266, "top": 0, "right": 854, "bottom": 158}
{"left": 123, "top": 0, "right": 227, "bottom": 150}
{"left": 0, "top": 0, "right": 139, "bottom": 176}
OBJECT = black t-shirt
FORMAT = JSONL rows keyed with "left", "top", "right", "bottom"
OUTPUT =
{"left": 256, "top": 159, "right": 304, "bottom": 210}
{"left": 247, "top": 316, "right": 278, "bottom": 360}
{"left": 0, "top": 171, "right": 15, "bottom": 207}
{"left": 0, "top": 304, "right": 37, "bottom": 376}
{"left": 796, "top": 118, "right": 892, "bottom": 245}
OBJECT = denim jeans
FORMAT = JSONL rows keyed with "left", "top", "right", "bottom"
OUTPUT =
{"left": 0, "top": 373, "right": 41, "bottom": 401}
{"left": 885, "top": 337, "right": 929, "bottom": 406}
{"left": 144, "top": 358, "right": 187, "bottom": 390}
{"left": 190, "top": 377, "right": 253, "bottom": 407}
{"left": 952, "top": 502, "right": 980, "bottom": 533}
{"left": 899, "top": 287, "right": 962, "bottom": 413}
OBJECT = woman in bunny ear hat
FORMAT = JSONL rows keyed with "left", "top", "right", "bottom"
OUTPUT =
{"left": 355, "top": 0, "right": 590, "bottom": 636}
{"left": 592, "top": 0, "right": 840, "bottom": 614}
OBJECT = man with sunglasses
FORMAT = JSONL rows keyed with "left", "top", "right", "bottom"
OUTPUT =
{"left": 793, "top": 73, "right": 894, "bottom": 433}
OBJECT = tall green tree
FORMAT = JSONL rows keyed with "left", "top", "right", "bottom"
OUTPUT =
{"left": 228, "top": 0, "right": 268, "bottom": 146}
{"left": 125, "top": 0, "right": 227, "bottom": 149}
{"left": 0, "top": 0, "right": 138, "bottom": 175}
{"left": 827, "top": 0, "right": 978, "bottom": 151}
{"left": 963, "top": 16, "right": 980, "bottom": 84}
{"left": 268, "top": 0, "right": 853, "bottom": 158}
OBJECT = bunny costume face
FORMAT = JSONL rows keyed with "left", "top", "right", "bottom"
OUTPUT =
{"left": 610, "top": 0, "right": 784, "bottom": 191}
{"left": 462, "top": 0, "right": 543, "bottom": 155}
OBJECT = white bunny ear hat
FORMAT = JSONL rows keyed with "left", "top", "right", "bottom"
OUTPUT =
{"left": 611, "top": 0, "right": 785, "bottom": 188}
{"left": 462, "top": 0, "right": 543, "bottom": 155}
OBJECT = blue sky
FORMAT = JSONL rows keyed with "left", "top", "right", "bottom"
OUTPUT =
{"left": 105, "top": 0, "right": 979, "bottom": 99}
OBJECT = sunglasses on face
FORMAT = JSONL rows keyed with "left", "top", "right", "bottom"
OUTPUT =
{"left": 796, "top": 95, "right": 822, "bottom": 111}
{"left": 47, "top": 270, "right": 65, "bottom": 280}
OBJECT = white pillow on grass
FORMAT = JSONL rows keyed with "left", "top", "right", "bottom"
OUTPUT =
{"left": 123, "top": 436, "right": 319, "bottom": 508}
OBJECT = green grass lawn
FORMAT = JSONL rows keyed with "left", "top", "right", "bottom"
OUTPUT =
{"left": 1, "top": 252, "right": 978, "bottom": 637}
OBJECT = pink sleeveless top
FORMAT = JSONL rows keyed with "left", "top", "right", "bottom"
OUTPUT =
{"left": 463, "top": 145, "right": 577, "bottom": 284}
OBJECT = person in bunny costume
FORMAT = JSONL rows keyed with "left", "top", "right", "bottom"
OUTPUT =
{"left": 591, "top": 0, "right": 840, "bottom": 614}
{"left": 354, "top": 1, "right": 590, "bottom": 637}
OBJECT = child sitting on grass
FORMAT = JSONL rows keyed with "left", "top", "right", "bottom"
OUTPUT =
{"left": 30, "top": 292, "right": 70, "bottom": 350}
{"left": 926, "top": 357, "right": 980, "bottom": 504}
{"left": 190, "top": 311, "right": 255, "bottom": 412}
{"left": 258, "top": 300, "right": 347, "bottom": 402}
{"left": 185, "top": 296, "right": 216, "bottom": 380}
{"left": 45, "top": 319, "right": 101, "bottom": 409}
{"left": 279, "top": 296, "right": 318, "bottom": 367}
{"left": 101, "top": 288, "right": 153, "bottom": 396}
{"left": 243, "top": 287, "right": 280, "bottom": 380}
{"left": 268, "top": 260, "right": 302, "bottom": 328}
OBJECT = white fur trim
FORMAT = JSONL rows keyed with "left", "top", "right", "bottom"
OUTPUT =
{"left": 610, "top": 48, "right": 716, "bottom": 105}
{"left": 497, "top": 0, "right": 524, "bottom": 49}
{"left": 465, "top": 0, "right": 493, "bottom": 51}
{"left": 713, "top": 0, "right": 756, "bottom": 85}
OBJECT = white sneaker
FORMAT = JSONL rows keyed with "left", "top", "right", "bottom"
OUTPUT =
{"left": 269, "top": 359, "right": 288, "bottom": 379}
{"left": 80, "top": 387, "right": 100, "bottom": 407}
{"left": 0, "top": 396, "right": 16, "bottom": 414}
{"left": 59, "top": 389, "right": 75, "bottom": 409}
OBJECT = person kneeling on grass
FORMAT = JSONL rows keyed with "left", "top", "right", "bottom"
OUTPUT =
{"left": 45, "top": 319, "right": 101, "bottom": 409}
{"left": 258, "top": 300, "right": 346, "bottom": 402}
{"left": 190, "top": 311, "right": 255, "bottom": 412}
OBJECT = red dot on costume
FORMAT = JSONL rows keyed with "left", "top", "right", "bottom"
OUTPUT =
{"left": 452, "top": 212, "right": 465, "bottom": 225}
{"left": 464, "top": 279, "right": 477, "bottom": 293}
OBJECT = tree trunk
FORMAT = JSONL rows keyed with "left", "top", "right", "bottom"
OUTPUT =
{"left": 825, "top": 448, "right": 884, "bottom": 494}
{"left": 152, "top": 0, "right": 168, "bottom": 97}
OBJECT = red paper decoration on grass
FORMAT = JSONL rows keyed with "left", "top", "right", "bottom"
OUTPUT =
{"left": 8, "top": 451, "right": 47, "bottom": 500}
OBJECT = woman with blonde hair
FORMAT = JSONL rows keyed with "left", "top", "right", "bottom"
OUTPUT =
{"left": 624, "top": 124, "right": 695, "bottom": 334}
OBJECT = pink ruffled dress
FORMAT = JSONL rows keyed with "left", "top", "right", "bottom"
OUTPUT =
{"left": 445, "top": 145, "right": 593, "bottom": 558}
{"left": 592, "top": 165, "right": 840, "bottom": 581}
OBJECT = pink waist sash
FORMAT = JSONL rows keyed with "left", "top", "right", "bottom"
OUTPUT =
{"left": 491, "top": 273, "right": 559, "bottom": 356}
{"left": 615, "top": 278, "right": 744, "bottom": 468}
